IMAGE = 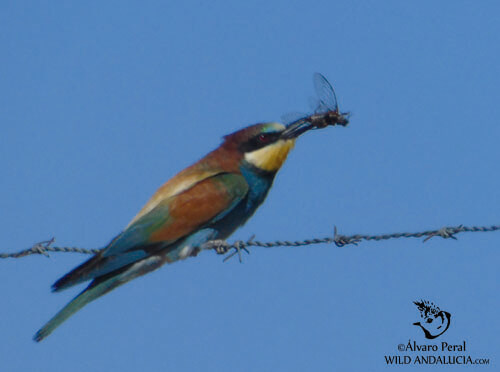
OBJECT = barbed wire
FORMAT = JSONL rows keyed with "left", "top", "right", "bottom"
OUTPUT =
{"left": 1, "top": 224, "right": 498, "bottom": 263}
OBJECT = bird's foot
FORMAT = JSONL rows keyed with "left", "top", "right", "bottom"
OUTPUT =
{"left": 204, "top": 240, "right": 231, "bottom": 254}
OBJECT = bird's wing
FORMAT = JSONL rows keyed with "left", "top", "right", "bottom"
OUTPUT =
{"left": 125, "top": 168, "right": 222, "bottom": 228}
{"left": 52, "top": 172, "right": 249, "bottom": 291}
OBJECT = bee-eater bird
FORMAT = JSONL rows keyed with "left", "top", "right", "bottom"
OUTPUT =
{"left": 34, "top": 73, "right": 348, "bottom": 342}
{"left": 33, "top": 120, "right": 327, "bottom": 342}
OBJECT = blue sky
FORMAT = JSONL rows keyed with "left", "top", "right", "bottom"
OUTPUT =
{"left": 1, "top": 1, "right": 498, "bottom": 371}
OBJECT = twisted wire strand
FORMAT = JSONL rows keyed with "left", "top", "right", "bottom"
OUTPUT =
{"left": 1, "top": 224, "right": 499, "bottom": 261}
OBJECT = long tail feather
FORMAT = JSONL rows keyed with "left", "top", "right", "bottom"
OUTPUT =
{"left": 34, "top": 255, "right": 164, "bottom": 342}
{"left": 34, "top": 275, "right": 124, "bottom": 342}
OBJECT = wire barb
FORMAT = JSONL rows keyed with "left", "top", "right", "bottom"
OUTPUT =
{"left": 1, "top": 224, "right": 499, "bottom": 261}
{"left": 422, "top": 225, "right": 462, "bottom": 242}
{"left": 333, "top": 226, "right": 361, "bottom": 247}
{"left": 222, "top": 240, "right": 251, "bottom": 263}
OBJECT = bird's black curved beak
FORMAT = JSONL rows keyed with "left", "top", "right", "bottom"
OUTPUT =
{"left": 280, "top": 120, "right": 314, "bottom": 140}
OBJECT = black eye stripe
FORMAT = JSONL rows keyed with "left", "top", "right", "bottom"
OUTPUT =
{"left": 239, "top": 132, "right": 281, "bottom": 153}
{"left": 254, "top": 132, "right": 279, "bottom": 146}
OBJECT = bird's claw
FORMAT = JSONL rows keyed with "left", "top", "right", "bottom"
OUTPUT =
{"left": 206, "top": 240, "right": 231, "bottom": 254}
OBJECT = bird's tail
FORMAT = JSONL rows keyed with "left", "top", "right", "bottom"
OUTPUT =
{"left": 34, "top": 255, "right": 163, "bottom": 342}
{"left": 34, "top": 274, "right": 124, "bottom": 342}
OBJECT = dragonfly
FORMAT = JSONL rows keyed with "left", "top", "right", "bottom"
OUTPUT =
{"left": 283, "top": 73, "right": 349, "bottom": 137}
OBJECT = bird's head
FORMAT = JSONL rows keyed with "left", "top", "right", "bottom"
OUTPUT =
{"left": 223, "top": 122, "right": 310, "bottom": 173}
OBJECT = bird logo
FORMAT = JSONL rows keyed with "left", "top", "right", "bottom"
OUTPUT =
{"left": 413, "top": 300, "right": 451, "bottom": 339}
{"left": 33, "top": 74, "right": 348, "bottom": 342}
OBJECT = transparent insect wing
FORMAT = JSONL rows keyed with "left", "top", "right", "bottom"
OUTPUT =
{"left": 308, "top": 96, "right": 329, "bottom": 114}
{"left": 312, "top": 72, "right": 339, "bottom": 113}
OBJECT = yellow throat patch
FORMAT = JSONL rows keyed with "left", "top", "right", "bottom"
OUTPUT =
{"left": 244, "top": 139, "right": 296, "bottom": 172}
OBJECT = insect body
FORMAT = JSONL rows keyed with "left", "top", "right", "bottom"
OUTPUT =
{"left": 283, "top": 73, "right": 349, "bottom": 136}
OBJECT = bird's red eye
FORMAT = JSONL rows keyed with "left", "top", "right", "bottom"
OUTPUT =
{"left": 258, "top": 133, "right": 269, "bottom": 143}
